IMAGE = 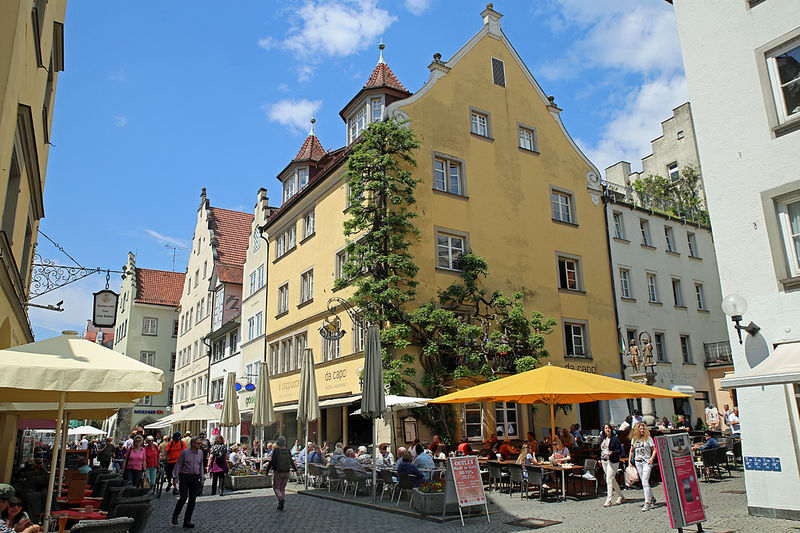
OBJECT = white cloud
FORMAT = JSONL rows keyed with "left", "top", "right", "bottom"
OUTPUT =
{"left": 264, "top": 98, "right": 323, "bottom": 134}
{"left": 404, "top": 0, "right": 431, "bottom": 15}
{"left": 113, "top": 116, "right": 127, "bottom": 127}
{"left": 276, "top": 82, "right": 290, "bottom": 92}
{"left": 581, "top": 75, "right": 689, "bottom": 174}
{"left": 143, "top": 228, "right": 190, "bottom": 249}
{"left": 259, "top": 0, "right": 396, "bottom": 80}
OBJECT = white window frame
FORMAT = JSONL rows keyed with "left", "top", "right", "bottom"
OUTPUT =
{"left": 370, "top": 96, "right": 384, "bottom": 124}
{"left": 277, "top": 283, "right": 289, "bottom": 314}
{"left": 494, "top": 401, "right": 519, "bottom": 439}
{"left": 665, "top": 226, "right": 676, "bottom": 252}
{"left": 322, "top": 337, "right": 340, "bottom": 362}
{"left": 550, "top": 188, "right": 575, "bottom": 224}
{"left": 672, "top": 278, "right": 684, "bottom": 307}
{"left": 613, "top": 212, "right": 625, "bottom": 239}
{"left": 140, "top": 351, "right": 155, "bottom": 366}
{"left": 766, "top": 39, "right": 800, "bottom": 124}
{"left": 517, "top": 123, "right": 537, "bottom": 152}
{"left": 436, "top": 231, "right": 466, "bottom": 271}
{"left": 647, "top": 273, "right": 659, "bottom": 303}
{"left": 680, "top": 335, "right": 693, "bottom": 364}
{"left": 777, "top": 195, "right": 800, "bottom": 277}
{"left": 348, "top": 105, "right": 368, "bottom": 144}
{"left": 335, "top": 249, "right": 348, "bottom": 282}
{"left": 695, "top": 283, "right": 706, "bottom": 310}
{"left": 302, "top": 210, "right": 315, "bottom": 239}
{"left": 557, "top": 254, "right": 582, "bottom": 291}
{"left": 563, "top": 322, "right": 588, "bottom": 358}
{"left": 687, "top": 232, "right": 699, "bottom": 258}
{"left": 640, "top": 219, "right": 652, "bottom": 246}
{"left": 619, "top": 268, "right": 632, "bottom": 299}
{"left": 654, "top": 332, "right": 668, "bottom": 363}
{"left": 432, "top": 153, "right": 466, "bottom": 196}
{"left": 352, "top": 319, "right": 365, "bottom": 354}
{"left": 470, "top": 110, "right": 489, "bottom": 137}
{"left": 300, "top": 269, "right": 314, "bottom": 304}
{"left": 668, "top": 162, "right": 680, "bottom": 181}
{"left": 275, "top": 226, "right": 296, "bottom": 259}
{"left": 138, "top": 395, "right": 152, "bottom": 406}
{"left": 142, "top": 317, "right": 158, "bottom": 336}
{"left": 464, "top": 403, "right": 483, "bottom": 441}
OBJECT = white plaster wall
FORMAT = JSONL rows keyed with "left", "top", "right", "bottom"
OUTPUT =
{"left": 673, "top": 0, "right": 800, "bottom": 513}
{"left": 607, "top": 203, "right": 729, "bottom": 422}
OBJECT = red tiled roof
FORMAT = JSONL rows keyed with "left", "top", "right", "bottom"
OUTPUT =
{"left": 293, "top": 134, "right": 326, "bottom": 162}
{"left": 365, "top": 62, "right": 408, "bottom": 92}
{"left": 135, "top": 268, "right": 185, "bottom": 307}
{"left": 209, "top": 207, "right": 254, "bottom": 266}
{"left": 216, "top": 262, "right": 243, "bottom": 285}
{"left": 85, "top": 331, "right": 97, "bottom": 342}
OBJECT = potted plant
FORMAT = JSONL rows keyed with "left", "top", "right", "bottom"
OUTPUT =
{"left": 224, "top": 464, "right": 272, "bottom": 490}
{"left": 412, "top": 480, "right": 459, "bottom": 515}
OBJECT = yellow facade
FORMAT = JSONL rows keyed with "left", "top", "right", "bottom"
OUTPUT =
{"left": 262, "top": 6, "right": 618, "bottom": 446}
{"left": 0, "top": 0, "right": 66, "bottom": 481}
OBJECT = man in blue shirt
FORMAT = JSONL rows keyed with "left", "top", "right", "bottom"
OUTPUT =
{"left": 693, "top": 431, "right": 719, "bottom": 452}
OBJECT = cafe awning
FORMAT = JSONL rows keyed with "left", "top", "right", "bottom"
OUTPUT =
{"left": 274, "top": 403, "right": 298, "bottom": 413}
{"left": 721, "top": 342, "right": 800, "bottom": 389}
{"left": 319, "top": 395, "right": 361, "bottom": 409}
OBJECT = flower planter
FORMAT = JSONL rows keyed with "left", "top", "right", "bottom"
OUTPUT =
{"left": 411, "top": 489, "right": 459, "bottom": 515}
{"left": 224, "top": 474, "right": 272, "bottom": 490}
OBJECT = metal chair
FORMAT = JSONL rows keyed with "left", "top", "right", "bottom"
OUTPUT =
{"left": 342, "top": 468, "right": 367, "bottom": 499}
{"left": 506, "top": 463, "right": 524, "bottom": 497}
{"left": 379, "top": 469, "right": 397, "bottom": 502}
{"left": 714, "top": 447, "right": 733, "bottom": 478}
{"left": 486, "top": 461, "right": 508, "bottom": 492}
{"left": 524, "top": 465, "right": 546, "bottom": 501}
{"left": 569, "top": 459, "right": 599, "bottom": 497}
{"left": 326, "top": 464, "right": 342, "bottom": 493}
{"left": 700, "top": 448, "right": 722, "bottom": 481}
{"left": 395, "top": 473, "right": 414, "bottom": 508}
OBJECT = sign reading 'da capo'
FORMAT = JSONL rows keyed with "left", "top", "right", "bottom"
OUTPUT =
{"left": 744, "top": 456, "right": 781, "bottom": 471}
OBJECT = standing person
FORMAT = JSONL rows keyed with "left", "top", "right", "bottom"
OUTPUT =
{"left": 600, "top": 423, "right": 624, "bottom": 507}
{"left": 122, "top": 435, "right": 146, "bottom": 487}
{"left": 264, "top": 436, "right": 298, "bottom": 511}
{"left": 208, "top": 435, "right": 229, "bottom": 496}
{"left": 78, "top": 436, "right": 89, "bottom": 450}
{"left": 112, "top": 442, "right": 126, "bottom": 473}
{"left": 171, "top": 437, "right": 205, "bottom": 529}
{"left": 144, "top": 436, "right": 159, "bottom": 490}
{"left": 181, "top": 432, "right": 192, "bottom": 448}
{"left": 722, "top": 404, "right": 732, "bottom": 430}
{"left": 197, "top": 432, "right": 210, "bottom": 471}
{"left": 705, "top": 404, "right": 720, "bottom": 430}
{"left": 166, "top": 432, "right": 187, "bottom": 495}
{"left": 97, "top": 437, "right": 114, "bottom": 470}
{"left": 632, "top": 410, "right": 643, "bottom": 426}
{"left": 728, "top": 407, "right": 741, "bottom": 436}
{"left": 87, "top": 438, "right": 97, "bottom": 465}
{"left": 629, "top": 423, "right": 657, "bottom": 512}
{"left": 159, "top": 436, "right": 170, "bottom": 462}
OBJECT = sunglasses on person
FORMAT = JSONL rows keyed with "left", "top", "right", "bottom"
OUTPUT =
{"left": 9, "top": 502, "right": 22, "bottom": 508}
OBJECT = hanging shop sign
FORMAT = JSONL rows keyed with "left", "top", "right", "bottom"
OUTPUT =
{"left": 92, "top": 289, "right": 119, "bottom": 328}
{"left": 319, "top": 314, "right": 346, "bottom": 341}
{"left": 655, "top": 433, "right": 706, "bottom": 531}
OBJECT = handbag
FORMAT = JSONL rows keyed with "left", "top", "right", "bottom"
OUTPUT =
{"left": 142, "top": 474, "right": 151, "bottom": 489}
{"left": 624, "top": 463, "right": 639, "bottom": 487}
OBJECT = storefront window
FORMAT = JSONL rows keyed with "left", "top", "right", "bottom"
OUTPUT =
{"left": 495, "top": 401, "right": 518, "bottom": 438}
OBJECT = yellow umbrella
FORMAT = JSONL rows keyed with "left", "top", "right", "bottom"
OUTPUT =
{"left": 429, "top": 363, "right": 690, "bottom": 438}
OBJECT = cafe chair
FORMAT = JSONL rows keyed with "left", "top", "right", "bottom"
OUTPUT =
{"left": 379, "top": 469, "right": 397, "bottom": 502}
{"left": 69, "top": 517, "right": 134, "bottom": 533}
{"left": 524, "top": 465, "right": 546, "bottom": 502}
{"left": 714, "top": 447, "right": 733, "bottom": 478}
{"left": 568, "top": 459, "right": 598, "bottom": 498}
{"left": 342, "top": 468, "right": 367, "bottom": 500}
{"left": 486, "top": 461, "right": 509, "bottom": 493}
{"left": 699, "top": 449, "right": 723, "bottom": 482}
{"left": 395, "top": 473, "right": 415, "bottom": 508}
{"left": 326, "top": 465, "right": 343, "bottom": 494}
{"left": 108, "top": 502, "right": 153, "bottom": 533}
{"left": 433, "top": 458, "right": 447, "bottom": 469}
{"left": 66, "top": 475, "right": 88, "bottom": 503}
{"left": 506, "top": 463, "right": 525, "bottom": 497}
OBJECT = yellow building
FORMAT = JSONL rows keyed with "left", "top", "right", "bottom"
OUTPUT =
{"left": 0, "top": 0, "right": 66, "bottom": 348}
{"left": 261, "top": 5, "right": 618, "bottom": 448}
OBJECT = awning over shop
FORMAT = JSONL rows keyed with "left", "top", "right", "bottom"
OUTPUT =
{"left": 669, "top": 385, "right": 696, "bottom": 396}
{"left": 721, "top": 342, "right": 800, "bottom": 389}
{"left": 319, "top": 395, "right": 361, "bottom": 409}
{"left": 274, "top": 403, "right": 298, "bottom": 413}
{"left": 351, "top": 394, "right": 430, "bottom": 415}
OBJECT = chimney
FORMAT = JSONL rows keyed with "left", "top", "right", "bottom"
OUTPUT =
{"left": 481, "top": 3, "right": 502, "bottom": 36}
{"left": 257, "top": 188, "right": 270, "bottom": 221}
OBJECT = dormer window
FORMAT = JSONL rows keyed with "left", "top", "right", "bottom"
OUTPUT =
{"left": 347, "top": 96, "right": 385, "bottom": 144}
{"left": 281, "top": 166, "right": 310, "bottom": 205}
{"left": 370, "top": 97, "right": 383, "bottom": 122}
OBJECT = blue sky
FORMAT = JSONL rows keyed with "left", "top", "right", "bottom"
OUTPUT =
{"left": 30, "top": 0, "right": 687, "bottom": 339}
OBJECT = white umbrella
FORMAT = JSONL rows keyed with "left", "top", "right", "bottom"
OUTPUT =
{"left": 251, "top": 362, "right": 275, "bottom": 468}
{"left": 219, "top": 373, "right": 241, "bottom": 445}
{"left": 297, "top": 348, "right": 319, "bottom": 490}
{"left": 68, "top": 425, "right": 106, "bottom": 436}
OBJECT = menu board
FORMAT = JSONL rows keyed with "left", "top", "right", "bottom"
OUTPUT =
{"left": 655, "top": 434, "right": 706, "bottom": 530}
{"left": 444, "top": 456, "right": 490, "bottom": 525}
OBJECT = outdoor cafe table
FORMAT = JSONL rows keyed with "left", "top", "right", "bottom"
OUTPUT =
{"left": 539, "top": 463, "right": 584, "bottom": 501}
{"left": 56, "top": 497, "right": 101, "bottom": 510}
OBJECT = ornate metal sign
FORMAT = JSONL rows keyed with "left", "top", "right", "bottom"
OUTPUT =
{"left": 319, "top": 314, "right": 346, "bottom": 341}
{"left": 92, "top": 289, "right": 119, "bottom": 328}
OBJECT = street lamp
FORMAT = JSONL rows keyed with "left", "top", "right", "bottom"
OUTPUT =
{"left": 721, "top": 294, "right": 761, "bottom": 344}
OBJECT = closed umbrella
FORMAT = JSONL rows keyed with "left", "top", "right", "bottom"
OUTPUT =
{"left": 251, "top": 362, "right": 275, "bottom": 468}
{"left": 296, "top": 348, "right": 319, "bottom": 490}
{"left": 219, "top": 373, "right": 241, "bottom": 445}
{"left": 360, "top": 324, "right": 385, "bottom": 500}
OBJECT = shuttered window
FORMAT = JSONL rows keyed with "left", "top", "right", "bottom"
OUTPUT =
{"left": 491, "top": 58, "right": 505, "bottom": 87}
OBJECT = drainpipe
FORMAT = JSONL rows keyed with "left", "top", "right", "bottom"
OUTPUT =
{"left": 601, "top": 192, "right": 627, "bottom": 380}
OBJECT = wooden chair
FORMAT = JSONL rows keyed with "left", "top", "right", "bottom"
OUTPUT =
{"left": 66, "top": 474, "right": 88, "bottom": 502}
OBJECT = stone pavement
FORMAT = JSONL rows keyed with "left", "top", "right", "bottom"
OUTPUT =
{"left": 148, "top": 471, "right": 797, "bottom": 533}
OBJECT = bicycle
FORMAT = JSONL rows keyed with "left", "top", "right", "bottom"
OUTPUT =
{"left": 155, "top": 460, "right": 167, "bottom": 498}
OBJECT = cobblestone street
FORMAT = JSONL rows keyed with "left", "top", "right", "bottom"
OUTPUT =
{"left": 148, "top": 472, "right": 798, "bottom": 533}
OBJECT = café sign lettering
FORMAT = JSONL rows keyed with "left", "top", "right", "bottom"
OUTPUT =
{"left": 92, "top": 289, "right": 119, "bottom": 328}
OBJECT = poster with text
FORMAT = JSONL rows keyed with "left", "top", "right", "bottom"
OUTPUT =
{"left": 656, "top": 434, "right": 706, "bottom": 529}
{"left": 448, "top": 456, "right": 486, "bottom": 507}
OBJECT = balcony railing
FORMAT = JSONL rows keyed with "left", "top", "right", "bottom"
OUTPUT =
{"left": 704, "top": 341, "right": 733, "bottom": 367}
{"left": 603, "top": 181, "right": 710, "bottom": 227}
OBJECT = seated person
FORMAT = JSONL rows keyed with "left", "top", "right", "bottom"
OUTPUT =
{"left": 329, "top": 445, "right": 344, "bottom": 466}
{"left": 692, "top": 431, "right": 719, "bottom": 452}
{"left": 526, "top": 432, "right": 538, "bottom": 449}
{"left": 394, "top": 447, "right": 407, "bottom": 466}
{"left": 412, "top": 444, "right": 435, "bottom": 480}
{"left": 456, "top": 438, "right": 473, "bottom": 456}
{"left": 338, "top": 449, "right": 370, "bottom": 481}
{"left": 549, "top": 436, "right": 571, "bottom": 464}
{"left": 498, "top": 439, "right": 517, "bottom": 460}
{"left": 433, "top": 444, "right": 447, "bottom": 460}
{"left": 675, "top": 415, "right": 690, "bottom": 430}
{"left": 378, "top": 444, "right": 394, "bottom": 466}
{"left": 307, "top": 445, "right": 325, "bottom": 466}
{"left": 355, "top": 446, "right": 373, "bottom": 465}
{"left": 657, "top": 416, "right": 673, "bottom": 430}
{"left": 397, "top": 451, "right": 425, "bottom": 488}
{"left": 570, "top": 424, "right": 584, "bottom": 447}
{"left": 0, "top": 486, "right": 40, "bottom": 533}
{"left": 476, "top": 441, "right": 494, "bottom": 457}
{"left": 560, "top": 428, "right": 575, "bottom": 449}
{"left": 516, "top": 444, "right": 552, "bottom": 485}
{"left": 73, "top": 456, "right": 92, "bottom": 474}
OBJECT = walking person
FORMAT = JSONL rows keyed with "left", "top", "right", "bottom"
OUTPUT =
{"left": 264, "top": 436, "right": 298, "bottom": 511}
{"left": 112, "top": 441, "right": 125, "bottom": 474}
{"left": 208, "top": 435, "right": 229, "bottom": 496}
{"left": 171, "top": 437, "right": 205, "bottom": 529}
{"left": 97, "top": 437, "right": 114, "bottom": 470}
{"left": 144, "top": 436, "right": 160, "bottom": 491}
{"left": 122, "top": 435, "right": 146, "bottom": 487}
{"left": 166, "top": 431, "right": 187, "bottom": 495}
{"left": 600, "top": 423, "right": 625, "bottom": 507}
{"left": 628, "top": 422, "right": 657, "bottom": 511}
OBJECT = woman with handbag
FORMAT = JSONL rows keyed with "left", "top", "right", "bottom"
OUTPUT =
{"left": 208, "top": 435, "right": 229, "bottom": 496}
{"left": 629, "top": 422, "right": 657, "bottom": 511}
{"left": 122, "top": 435, "right": 147, "bottom": 487}
{"left": 600, "top": 423, "right": 625, "bottom": 507}
{"left": 144, "top": 436, "right": 159, "bottom": 490}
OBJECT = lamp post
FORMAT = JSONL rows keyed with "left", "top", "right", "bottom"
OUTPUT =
{"left": 721, "top": 294, "right": 761, "bottom": 344}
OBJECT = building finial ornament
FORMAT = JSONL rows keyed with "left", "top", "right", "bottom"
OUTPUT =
{"left": 378, "top": 39, "right": 386, "bottom": 64}
{"left": 481, "top": 2, "right": 503, "bottom": 36}
{"left": 309, "top": 117, "right": 316, "bottom": 136}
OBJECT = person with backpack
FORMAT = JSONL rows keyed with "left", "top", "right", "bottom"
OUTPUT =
{"left": 166, "top": 431, "right": 187, "bottom": 495}
{"left": 207, "top": 435, "right": 229, "bottom": 496}
{"left": 264, "top": 435, "right": 298, "bottom": 510}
